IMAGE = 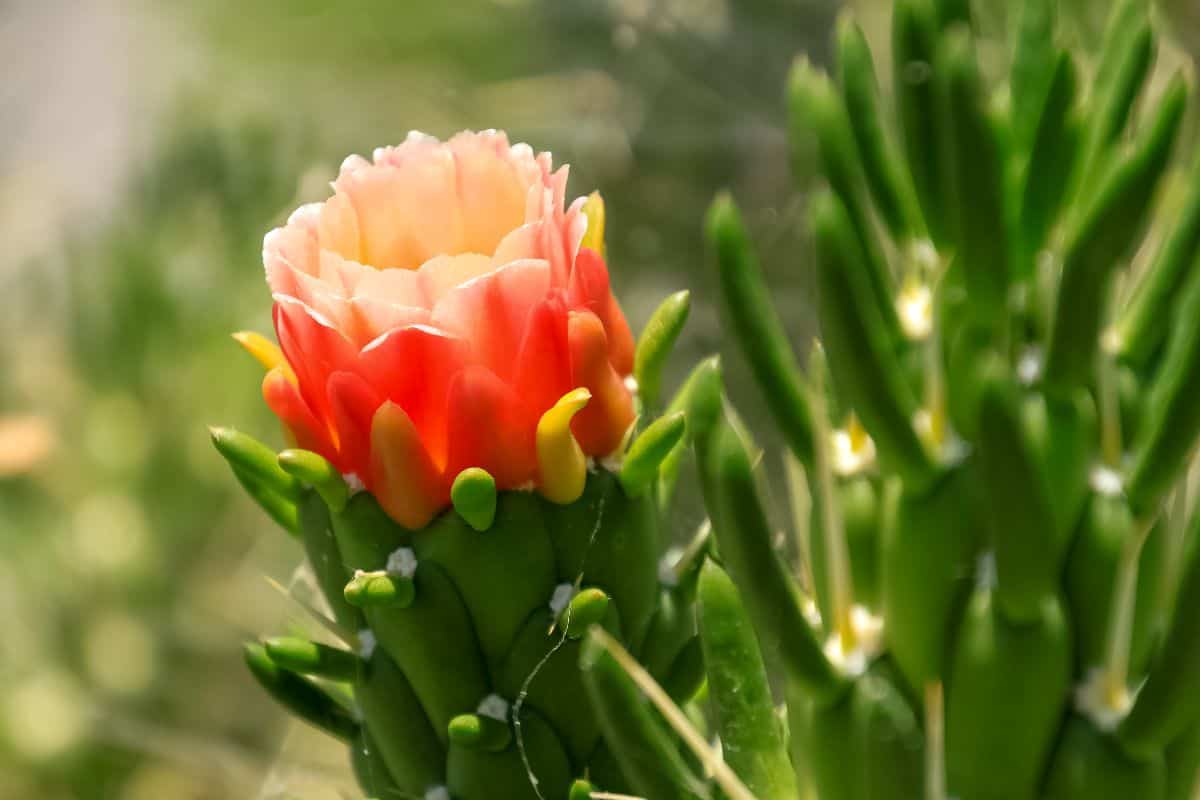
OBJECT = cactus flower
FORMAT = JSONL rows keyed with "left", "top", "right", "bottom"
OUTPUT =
{"left": 256, "top": 130, "right": 635, "bottom": 527}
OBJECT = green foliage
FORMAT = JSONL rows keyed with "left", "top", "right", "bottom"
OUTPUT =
{"left": 672, "top": 0, "right": 1200, "bottom": 798}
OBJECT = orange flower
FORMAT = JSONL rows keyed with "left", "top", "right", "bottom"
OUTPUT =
{"left": 256, "top": 131, "right": 635, "bottom": 527}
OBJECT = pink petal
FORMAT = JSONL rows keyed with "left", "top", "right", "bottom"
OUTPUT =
{"left": 569, "top": 247, "right": 635, "bottom": 375}
{"left": 273, "top": 298, "right": 359, "bottom": 430}
{"left": 513, "top": 295, "right": 572, "bottom": 421}
{"left": 327, "top": 370, "right": 382, "bottom": 478}
{"left": 443, "top": 365, "right": 536, "bottom": 489}
{"left": 430, "top": 258, "right": 551, "bottom": 383}
{"left": 358, "top": 325, "right": 469, "bottom": 469}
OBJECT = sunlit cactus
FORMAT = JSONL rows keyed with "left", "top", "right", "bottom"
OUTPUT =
{"left": 212, "top": 130, "right": 712, "bottom": 799}
{"left": 656, "top": 0, "right": 1200, "bottom": 798}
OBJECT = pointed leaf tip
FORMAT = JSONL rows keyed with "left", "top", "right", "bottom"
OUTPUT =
{"left": 620, "top": 411, "right": 687, "bottom": 498}
{"left": 537, "top": 389, "right": 591, "bottom": 505}
{"left": 278, "top": 448, "right": 348, "bottom": 511}
{"left": 634, "top": 289, "right": 691, "bottom": 410}
{"left": 232, "top": 330, "right": 296, "bottom": 381}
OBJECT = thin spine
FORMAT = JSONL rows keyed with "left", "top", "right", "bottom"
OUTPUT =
{"left": 590, "top": 628, "right": 758, "bottom": 800}
{"left": 925, "top": 681, "right": 947, "bottom": 800}
{"left": 1103, "top": 516, "right": 1157, "bottom": 712}
{"left": 810, "top": 342, "right": 856, "bottom": 651}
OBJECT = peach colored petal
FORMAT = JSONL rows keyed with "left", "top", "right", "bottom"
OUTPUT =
{"left": 335, "top": 147, "right": 464, "bottom": 270}
{"left": 448, "top": 133, "right": 531, "bottom": 254}
{"left": 492, "top": 224, "right": 541, "bottom": 265}
{"left": 317, "top": 192, "right": 361, "bottom": 263}
{"left": 334, "top": 167, "right": 425, "bottom": 270}
{"left": 348, "top": 299, "right": 431, "bottom": 346}
{"left": 417, "top": 253, "right": 494, "bottom": 306}
{"left": 353, "top": 266, "right": 427, "bottom": 308}
{"left": 264, "top": 225, "right": 318, "bottom": 295}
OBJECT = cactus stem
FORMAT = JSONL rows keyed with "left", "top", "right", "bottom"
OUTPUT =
{"left": 811, "top": 341, "right": 858, "bottom": 652}
{"left": 1101, "top": 514, "right": 1157, "bottom": 714}
{"left": 590, "top": 627, "right": 758, "bottom": 800}
{"left": 925, "top": 680, "right": 947, "bottom": 800}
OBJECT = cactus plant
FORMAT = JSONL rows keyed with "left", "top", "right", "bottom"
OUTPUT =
{"left": 591, "top": 0, "right": 1200, "bottom": 798}
{"left": 213, "top": 131, "right": 714, "bottom": 799}
{"left": 214, "top": 3, "right": 1200, "bottom": 799}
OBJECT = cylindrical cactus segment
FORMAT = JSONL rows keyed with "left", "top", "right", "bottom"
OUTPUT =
{"left": 684, "top": 0, "right": 1200, "bottom": 797}
{"left": 697, "top": 558, "right": 797, "bottom": 800}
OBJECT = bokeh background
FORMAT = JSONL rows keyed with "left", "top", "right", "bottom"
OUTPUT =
{"left": 1, "top": 0, "right": 1195, "bottom": 797}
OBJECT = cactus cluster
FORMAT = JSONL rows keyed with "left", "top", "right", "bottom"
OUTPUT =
{"left": 681, "top": 0, "right": 1200, "bottom": 797}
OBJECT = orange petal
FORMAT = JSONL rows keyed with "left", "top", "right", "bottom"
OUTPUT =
{"left": 369, "top": 401, "right": 445, "bottom": 529}
{"left": 273, "top": 298, "right": 358, "bottom": 429}
{"left": 444, "top": 365, "right": 536, "bottom": 489}
{"left": 327, "top": 371, "right": 382, "bottom": 479}
{"left": 263, "top": 367, "right": 337, "bottom": 460}
{"left": 514, "top": 295, "right": 572, "bottom": 420}
{"left": 569, "top": 247, "right": 635, "bottom": 375}
{"left": 568, "top": 310, "right": 636, "bottom": 456}
{"left": 358, "top": 325, "right": 468, "bottom": 468}
{"left": 430, "top": 258, "right": 551, "bottom": 383}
